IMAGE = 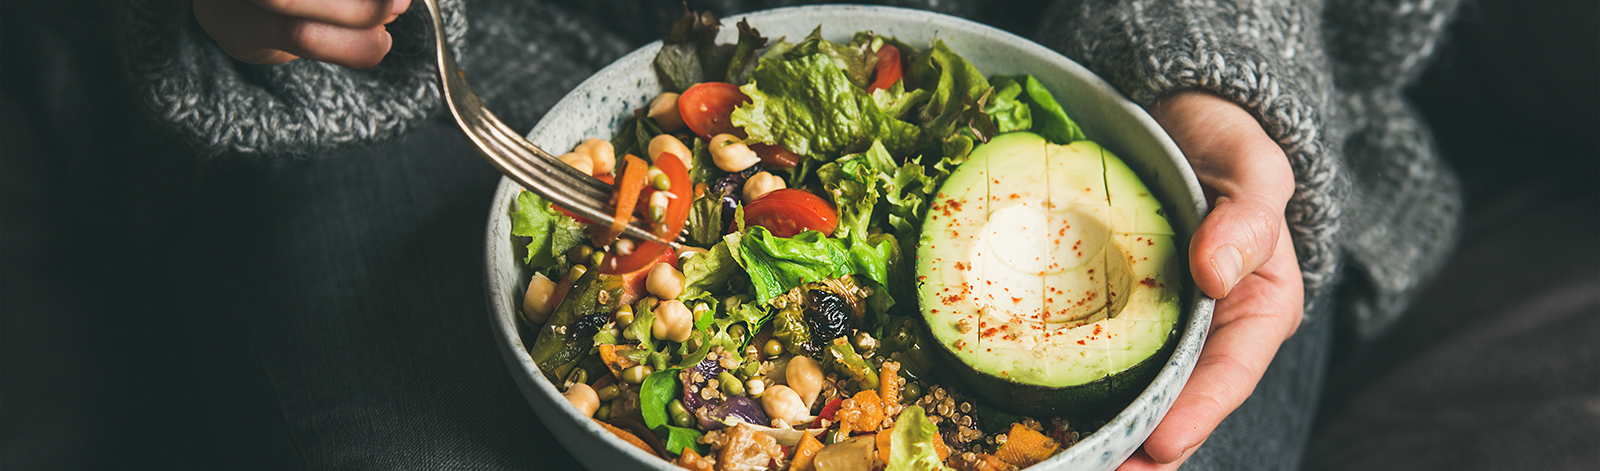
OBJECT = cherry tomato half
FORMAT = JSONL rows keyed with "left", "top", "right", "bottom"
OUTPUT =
{"left": 741, "top": 188, "right": 839, "bottom": 238}
{"left": 867, "top": 44, "right": 902, "bottom": 93}
{"left": 679, "top": 82, "right": 750, "bottom": 140}
{"left": 751, "top": 143, "right": 803, "bottom": 169}
{"left": 598, "top": 152, "right": 693, "bottom": 275}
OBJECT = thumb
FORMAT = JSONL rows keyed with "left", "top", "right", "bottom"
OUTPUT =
{"left": 1191, "top": 194, "right": 1284, "bottom": 298}
{"left": 1148, "top": 91, "right": 1295, "bottom": 299}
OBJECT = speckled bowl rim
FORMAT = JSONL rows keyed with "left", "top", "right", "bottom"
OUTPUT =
{"left": 484, "top": 5, "right": 1214, "bottom": 470}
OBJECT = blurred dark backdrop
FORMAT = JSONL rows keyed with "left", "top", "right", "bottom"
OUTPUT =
{"left": 3, "top": 0, "right": 1594, "bottom": 469}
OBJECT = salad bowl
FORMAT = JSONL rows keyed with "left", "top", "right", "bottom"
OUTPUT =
{"left": 484, "top": 5, "right": 1214, "bottom": 470}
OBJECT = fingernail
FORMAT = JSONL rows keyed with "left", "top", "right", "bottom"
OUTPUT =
{"left": 1213, "top": 245, "right": 1243, "bottom": 294}
{"left": 391, "top": 0, "right": 411, "bottom": 16}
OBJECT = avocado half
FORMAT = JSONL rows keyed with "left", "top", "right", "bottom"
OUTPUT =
{"left": 915, "top": 132, "right": 1182, "bottom": 417}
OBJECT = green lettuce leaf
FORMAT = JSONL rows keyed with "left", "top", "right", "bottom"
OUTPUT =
{"left": 887, "top": 406, "right": 953, "bottom": 471}
{"left": 993, "top": 74, "right": 1085, "bottom": 144}
{"left": 652, "top": 9, "right": 728, "bottom": 93}
{"left": 733, "top": 226, "right": 897, "bottom": 302}
{"left": 640, "top": 367, "right": 682, "bottom": 430}
{"left": 686, "top": 190, "right": 727, "bottom": 249}
{"left": 724, "top": 19, "right": 769, "bottom": 85}
{"left": 781, "top": 27, "right": 880, "bottom": 89}
{"left": 872, "top": 80, "right": 931, "bottom": 120}
{"left": 664, "top": 425, "right": 705, "bottom": 456}
{"left": 680, "top": 238, "right": 744, "bottom": 300}
{"left": 731, "top": 53, "right": 920, "bottom": 160}
{"left": 816, "top": 140, "right": 896, "bottom": 241}
{"left": 984, "top": 76, "right": 1032, "bottom": 134}
{"left": 510, "top": 191, "right": 586, "bottom": 271}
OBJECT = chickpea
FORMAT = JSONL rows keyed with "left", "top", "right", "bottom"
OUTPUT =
{"left": 522, "top": 273, "right": 558, "bottom": 323}
{"left": 557, "top": 151, "right": 594, "bottom": 176}
{"left": 761, "top": 385, "right": 815, "bottom": 427}
{"left": 645, "top": 262, "right": 686, "bottom": 300}
{"left": 785, "top": 356, "right": 824, "bottom": 408}
{"left": 647, "top": 92, "right": 685, "bottom": 132}
{"left": 574, "top": 138, "right": 616, "bottom": 175}
{"left": 648, "top": 134, "right": 692, "bottom": 167}
{"left": 652, "top": 300, "right": 693, "bottom": 343}
{"left": 709, "top": 133, "right": 761, "bottom": 172}
{"left": 563, "top": 382, "right": 600, "bottom": 418}
{"left": 742, "top": 172, "right": 786, "bottom": 203}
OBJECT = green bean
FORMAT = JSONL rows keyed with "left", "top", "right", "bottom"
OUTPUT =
{"left": 622, "top": 365, "right": 654, "bottom": 384}
{"left": 719, "top": 371, "right": 744, "bottom": 396}
{"left": 762, "top": 339, "right": 784, "bottom": 357}
{"left": 901, "top": 381, "right": 923, "bottom": 403}
{"left": 596, "top": 384, "right": 620, "bottom": 402}
{"left": 668, "top": 399, "right": 692, "bottom": 428}
{"left": 595, "top": 404, "right": 611, "bottom": 421}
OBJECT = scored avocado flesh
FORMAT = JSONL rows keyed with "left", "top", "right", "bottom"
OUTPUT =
{"left": 915, "top": 132, "right": 1181, "bottom": 414}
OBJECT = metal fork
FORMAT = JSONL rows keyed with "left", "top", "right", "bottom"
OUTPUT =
{"left": 419, "top": 0, "right": 680, "bottom": 247}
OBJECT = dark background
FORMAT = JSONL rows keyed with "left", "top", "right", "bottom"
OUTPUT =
{"left": 3, "top": 0, "right": 1594, "bottom": 469}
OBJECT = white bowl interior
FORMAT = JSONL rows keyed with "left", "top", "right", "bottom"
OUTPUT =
{"left": 484, "top": 5, "right": 1214, "bottom": 470}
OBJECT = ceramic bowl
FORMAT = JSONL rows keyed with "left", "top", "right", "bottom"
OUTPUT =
{"left": 484, "top": 5, "right": 1214, "bottom": 470}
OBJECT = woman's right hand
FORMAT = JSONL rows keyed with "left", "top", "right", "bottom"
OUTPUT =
{"left": 192, "top": 0, "right": 410, "bottom": 70}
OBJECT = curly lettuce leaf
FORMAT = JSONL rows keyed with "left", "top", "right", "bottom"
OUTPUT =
{"left": 510, "top": 191, "right": 586, "bottom": 271}
{"left": 782, "top": 27, "right": 880, "bottom": 89}
{"left": 680, "top": 237, "right": 744, "bottom": 300}
{"left": 733, "top": 226, "right": 897, "bottom": 302}
{"left": 724, "top": 19, "right": 769, "bottom": 86}
{"left": 888, "top": 406, "right": 953, "bottom": 471}
{"left": 984, "top": 76, "right": 1032, "bottom": 134}
{"left": 992, "top": 74, "right": 1085, "bottom": 144}
{"left": 817, "top": 140, "right": 896, "bottom": 241}
{"left": 653, "top": 9, "right": 728, "bottom": 93}
{"left": 731, "top": 53, "right": 920, "bottom": 160}
{"left": 873, "top": 80, "right": 931, "bottom": 120}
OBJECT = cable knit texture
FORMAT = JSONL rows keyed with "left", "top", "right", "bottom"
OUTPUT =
{"left": 1036, "top": 0, "right": 1461, "bottom": 336}
{"left": 114, "top": 0, "right": 1460, "bottom": 339}
{"left": 114, "top": 0, "right": 467, "bottom": 156}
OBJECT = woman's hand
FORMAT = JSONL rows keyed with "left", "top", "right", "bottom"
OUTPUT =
{"left": 192, "top": 0, "right": 410, "bottom": 70}
{"left": 1120, "top": 91, "right": 1306, "bottom": 470}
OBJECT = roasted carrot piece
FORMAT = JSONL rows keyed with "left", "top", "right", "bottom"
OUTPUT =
{"left": 596, "top": 154, "right": 648, "bottom": 247}
{"left": 676, "top": 448, "right": 715, "bottom": 471}
{"left": 994, "top": 423, "right": 1059, "bottom": 468}
{"left": 594, "top": 419, "right": 659, "bottom": 458}
{"left": 790, "top": 430, "right": 825, "bottom": 471}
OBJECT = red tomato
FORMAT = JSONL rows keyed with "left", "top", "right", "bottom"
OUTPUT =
{"left": 751, "top": 143, "right": 803, "bottom": 169}
{"left": 867, "top": 45, "right": 902, "bottom": 93}
{"left": 679, "top": 82, "right": 750, "bottom": 139}
{"left": 741, "top": 189, "right": 839, "bottom": 238}
{"left": 818, "top": 398, "right": 845, "bottom": 422}
{"left": 599, "top": 152, "right": 693, "bottom": 275}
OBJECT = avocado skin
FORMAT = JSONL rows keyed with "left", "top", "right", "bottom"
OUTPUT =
{"left": 940, "top": 322, "right": 1180, "bottom": 417}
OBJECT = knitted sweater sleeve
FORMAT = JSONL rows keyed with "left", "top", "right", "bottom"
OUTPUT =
{"left": 1033, "top": 0, "right": 1463, "bottom": 336}
{"left": 112, "top": 0, "right": 469, "bottom": 156}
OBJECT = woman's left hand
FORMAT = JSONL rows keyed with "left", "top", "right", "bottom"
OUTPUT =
{"left": 192, "top": 0, "right": 410, "bottom": 70}
{"left": 1119, "top": 90, "right": 1306, "bottom": 470}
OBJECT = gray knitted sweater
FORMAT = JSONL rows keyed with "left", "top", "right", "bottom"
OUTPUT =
{"left": 115, "top": 0, "right": 1461, "bottom": 339}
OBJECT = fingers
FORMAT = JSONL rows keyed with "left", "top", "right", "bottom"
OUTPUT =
{"left": 1140, "top": 223, "right": 1303, "bottom": 465}
{"left": 193, "top": 0, "right": 403, "bottom": 69}
{"left": 1148, "top": 91, "right": 1295, "bottom": 299}
{"left": 246, "top": 0, "right": 409, "bottom": 28}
